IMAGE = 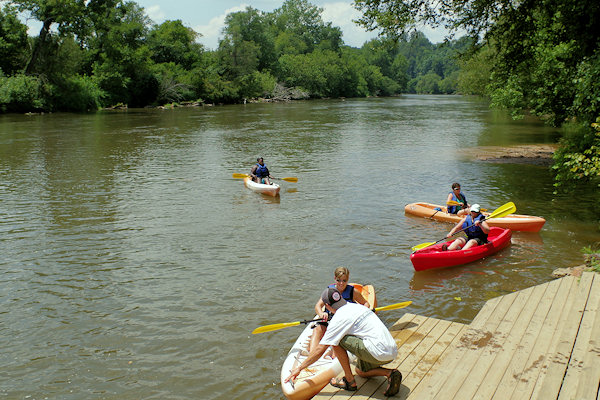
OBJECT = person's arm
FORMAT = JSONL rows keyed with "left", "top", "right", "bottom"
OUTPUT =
{"left": 446, "top": 193, "right": 453, "bottom": 204}
{"left": 447, "top": 218, "right": 466, "bottom": 238}
{"left": 314, "top": 298, "right": 327, "bottom": 321}
{"left": 250, "top": 165, "right": 258, "bottom": 179}
{"left": 475, "top": 219, "right": 490, "bottom": 233}
{"left": 284, "top": 344, "right": 328, "bottom": 383}
{"left": 352, "top": 291, "right": 370, "bottom": 310}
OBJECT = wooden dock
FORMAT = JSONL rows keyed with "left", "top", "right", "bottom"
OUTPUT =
{"left": 316, "top": 271, "right": 599, "bottom": 400}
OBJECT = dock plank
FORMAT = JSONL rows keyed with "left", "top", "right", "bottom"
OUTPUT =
{"left": 450, "top": 283, "right": 547, "bottom": 400}
{"left": 407, "top": 285, "right": 528, "bottom": 399}
{"left": 535, "top": 272, "right": 595, "bottom": 400}
{"left": 559, "top": 273, "right": 600, "bottom": 400}
{"left": 325, "top": 273, "right": 600, "bottom": 400}
{"left": 502, "top": 276, "right": 577, "bottom": 400}
{"left": 472, "top": 277, "right": 562, "bottom": 400}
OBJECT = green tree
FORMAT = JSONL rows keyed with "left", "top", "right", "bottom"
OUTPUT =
{"left": 0, "top": 5, "right": 29, "bottom": 75}
{"left": 354, "top": 0, "right": 600, "bottom": 189}
{"left": 220, "top": 7, "right": 275, "bottom": 74}
{"left": 147, "top": 20, "right": 203, "bottom": 69}
{"left": 271, "top": 0, "right": 342, "bottom": 54}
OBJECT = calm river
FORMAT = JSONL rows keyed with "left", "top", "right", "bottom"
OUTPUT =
{"left": 1, "top": 96, "right": 599, "bottom": 399}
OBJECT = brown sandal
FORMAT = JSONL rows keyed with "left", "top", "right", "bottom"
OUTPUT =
{"left": 384, "top": 370, "right": 402, "bottom": 397}
{"left": 330, "top": 377, "right": 357, "bottom": 391}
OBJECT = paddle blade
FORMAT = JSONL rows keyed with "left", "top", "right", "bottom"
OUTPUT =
{"left": 411, "top": 242, "right": 436, "bottom": 251}
{"left": 487, "top": 202, "right": 516, "bottom": 220}
{"left": 375, "top": 301, "right": 412, "bottom": 312}
{"left": 446, "top": 200, "right": 460, "bottom": 206}
{"left": 232, "top": 173, "right": 249, "bottom": 179}
{"left": 281, "top": 177, "right": 298, "bottom": 182}
{"left": 252, "top": 321, "right": 301, "bottom": 334}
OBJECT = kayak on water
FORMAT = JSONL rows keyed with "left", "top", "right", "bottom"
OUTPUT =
{"left": 243, "top": 177, "right": 280, "bottom": 197}
{"left": 280, "top": 283, "right": 377, "bottom": 400}
{"left": 404, "top": 202, "right": 545, "bottom": 232}
{"left": 410, "top": 227, "right": 512, "bottom": 271}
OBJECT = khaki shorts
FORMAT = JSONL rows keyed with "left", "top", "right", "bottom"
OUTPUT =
{"left": 339, "top": 335, "right": 392, "bottom": 372}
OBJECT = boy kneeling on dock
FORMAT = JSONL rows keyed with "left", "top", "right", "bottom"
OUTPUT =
{"left": 284, "top": 288, "right": 402, "bottom": 396}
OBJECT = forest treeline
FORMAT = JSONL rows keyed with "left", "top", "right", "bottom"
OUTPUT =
{"left": 1, "top": 0, "right": 599, "bottom": 192}
{"left": 0, "top": 0, "right": 470, "bottom": 113}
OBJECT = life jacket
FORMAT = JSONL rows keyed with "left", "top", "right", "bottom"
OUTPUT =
{"left": 448, "top": 192, "right": 467, "bottom": 214}
{"left": 323, "top": 284, "right": 355, "bottom": 317}
{"left": 328, "top": 284, "right": 355, "bottom": 302}
{"left": 462, "top": 214, "right": 488, "bottom": 242}
{"left": 255, "top": 163, "right": 269, "bottom": 178}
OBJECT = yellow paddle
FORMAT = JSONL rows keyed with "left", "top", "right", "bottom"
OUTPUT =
{"left": 411, "top": 201, "right": 516, "bottom": 252}
{"left": 252, "top": 300, "right": 413, "bottom": 334}
{"left": 447, "top": 200, "right": 487, "bottom": 211}
{"left": 232, "top": 173, "right": 298, "bottom": 182}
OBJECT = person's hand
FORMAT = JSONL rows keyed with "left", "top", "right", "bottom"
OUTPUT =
{"left": 318, "top": 312, "right": 328, "bottom": 322}
{"left": 474, "top": 220, "right": 481, "bottom": 226}
{"left": 285, "top": 367, "right": 300, "bottom": 383}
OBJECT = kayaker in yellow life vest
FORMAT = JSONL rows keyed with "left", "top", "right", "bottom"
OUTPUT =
{"left": 250, "top": 157, "right": 273, "bottom": 184}
{"left": 442, "top": 204, "right": 490, "bottom": 251}
{"left": 446, "top": 182, "right": 469, "bottom": 216}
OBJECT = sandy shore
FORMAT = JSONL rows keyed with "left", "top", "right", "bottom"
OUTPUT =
{"left": 461, "top": 144, "right": 558, "bottom": 166}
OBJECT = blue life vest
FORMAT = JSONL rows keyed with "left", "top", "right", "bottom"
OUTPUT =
{"left": 328, "top": 284, "right": 355, "bottom": 302}
{"left": 255, "top": 163, "right": 269, "bottom": 178}
{"left": 462, "top": 214, "right": 488, "bottom": 242}
{"left": 324, "top": 284, "right": 355, "bottom": 317}
{"left": 448, "top": 192, "right": 467, "bottom": 214}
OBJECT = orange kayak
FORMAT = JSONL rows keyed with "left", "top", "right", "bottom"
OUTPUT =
{"left": 404, "top": 202, "right": 545, "bottom": 232}
{"left": 280, "top": 283, "right": 376, "bottom": 400}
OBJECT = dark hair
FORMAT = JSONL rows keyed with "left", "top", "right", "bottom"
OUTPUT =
{"left": 452, "top": 182, "right": 461, "bottom": 190}
{"left": 257, "top": 157, "right": 263, "bottom": 162}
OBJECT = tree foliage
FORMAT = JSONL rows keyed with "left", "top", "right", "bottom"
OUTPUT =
{"left": 0, "top": 0, "right": 467, "bottom": 112}
{"left": 355, "top": 0, "right": 600, "bottom": 189}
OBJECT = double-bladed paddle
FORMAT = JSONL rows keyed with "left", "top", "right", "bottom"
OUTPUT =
{"left": 411, "top": 201, "right": 516, "bottom": 252}
{"left": 232, "top": 173, "right": 298, "bottom": 182}
{"left": 252, "top": 301, "right": 412, "bottom": 334}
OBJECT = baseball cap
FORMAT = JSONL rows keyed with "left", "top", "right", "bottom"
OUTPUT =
{"left": 470, "top": 204, "right": 481, "bottom": 213}
{"left": 321, "top": 288, "right": 347, "bottom": 310}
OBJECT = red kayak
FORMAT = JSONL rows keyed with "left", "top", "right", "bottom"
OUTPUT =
{"left": 410, "top": 227, "right": 512, "bottom": 271}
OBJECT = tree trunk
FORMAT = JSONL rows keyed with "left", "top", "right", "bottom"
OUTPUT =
{"left": 25, "top": 18, "right": 54, "bottom": 75}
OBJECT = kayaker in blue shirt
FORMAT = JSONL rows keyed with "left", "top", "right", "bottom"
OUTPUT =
{"left": 442, "top": 204, "right": 490, "bottom": 251}
{"left": 446, "top": 182, "right": 469, "bottom": 216}
{"left": 250, "top": 157, "right": 273, "bottom": 184}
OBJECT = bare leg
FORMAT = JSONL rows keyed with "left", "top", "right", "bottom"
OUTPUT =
{"left": 448, "top": 237, "right": 466, "bottom": 251}
{"left": 461, "top": 239, "right": 479, "bottom": 250}
{"left": 332, "top": 345, "right": 354, "bottom": 382}
{"left": 308, "top": 325, "right": 326, "bottom": 353}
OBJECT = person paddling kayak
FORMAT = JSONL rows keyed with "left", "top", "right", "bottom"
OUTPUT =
{"left": 446, "top": 182, "right": 469, "bottom": 216}
{"left": 442, "top": 204, "right": 490, "bottom": 251}
{"left": 250, "top": 157, "right": 274, "bottom": 185}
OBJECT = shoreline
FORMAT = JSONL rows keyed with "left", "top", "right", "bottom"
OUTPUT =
{"left": 461, "top": 144, "right": 558, "bottom": 166}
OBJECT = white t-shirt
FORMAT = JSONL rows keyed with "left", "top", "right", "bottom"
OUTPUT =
{"left": 319, "top": 302, "right": 398, "bottom": 362}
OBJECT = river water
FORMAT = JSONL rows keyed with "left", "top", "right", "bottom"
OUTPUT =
{"left": 1, "top": 96, "right": 598, "bottom": 399}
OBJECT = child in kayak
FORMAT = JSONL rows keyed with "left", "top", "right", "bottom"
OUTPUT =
{"left": 307, "top": 267, "right": 370, "bottom": 353}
